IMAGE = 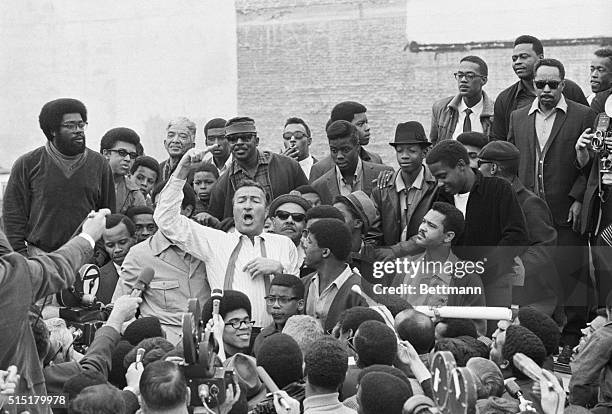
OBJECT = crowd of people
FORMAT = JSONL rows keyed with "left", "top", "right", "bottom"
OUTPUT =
{"left": 0, "top": 34, "right": 612, "bottom": 413}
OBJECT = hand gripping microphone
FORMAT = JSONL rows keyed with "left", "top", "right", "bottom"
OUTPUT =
{"left": 130, "top": 268, "right": 155, "bottom": 297}
{"left": 211, "top": 288, "right": 223, "bottom": 317}
{"left": 504, "top": 379, "right": 536, "bottom": 412}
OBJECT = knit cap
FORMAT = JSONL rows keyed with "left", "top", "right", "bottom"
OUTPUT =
{"left": 503, "top": 325, "right": 546, "bottom": 370}
{"left": 517, "top": 306, "right": 560, "bottom": 356}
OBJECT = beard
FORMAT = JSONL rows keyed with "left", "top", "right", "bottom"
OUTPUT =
{"left": 53, "top": 136, "right": 86, "bottom": 156}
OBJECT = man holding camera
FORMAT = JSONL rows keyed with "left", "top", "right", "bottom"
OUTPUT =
{"left": 576, "top": 109, "right": 612, "bottom": 309}
{"left": 507, "top": 58, "right": 596, "bottom": 347}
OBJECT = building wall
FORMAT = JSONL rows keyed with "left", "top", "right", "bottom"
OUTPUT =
{"left": 0, "top": 0, "right": 238, "bottom": 170}
{"left": 236, "top": 0, "right": 608, "bottom": 165}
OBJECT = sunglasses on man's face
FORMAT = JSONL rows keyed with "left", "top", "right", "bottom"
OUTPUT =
{"left": 227, "top": 134, "right": 256, "bottom": 144}
{"left": 534, "top": 80, "right": 561, "bottom": 90}
{"left": 275, "top": 210, "right": 306, "bottom": 223}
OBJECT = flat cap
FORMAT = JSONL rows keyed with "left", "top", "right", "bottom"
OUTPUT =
{"left": 269, "top": 194, "right": 311, "bottom": 217}
{"left": 477, "top": 141, "right": 520, "bottom": 161}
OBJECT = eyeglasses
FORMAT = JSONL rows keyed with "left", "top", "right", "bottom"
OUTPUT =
{"left": 346, "top": 336, "right": 357, "bottom": 353}
{"left": 534, "top": 80, "right": 561, "bottom": 90}
{"left": 453, "top": 72, "right": 485, "bottom": 81}
{"left": 60, "top": 121, "right": 88, "bottom": 131}
{"left": 477, "top": 159, "right": 492, "bottom": 168}
{"left": 224, "top": 319, "right": 255, "bottom": 329}
{"left": 283, "top": 131, "right": 308, "bottom": 140}
{"left": 275, "top": 210, "right": 306, "bottom": 223}
{"left": 227, "top": 133, "right": 256, "bottom": 144}
{"left": 108, "top": 149, "right": 139, "bottom": 159}
{"left": 264, "top": 296, "right": 300, "bottom": 306}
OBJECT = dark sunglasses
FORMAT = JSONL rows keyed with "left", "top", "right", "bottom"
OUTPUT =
{"left": 534, "top": 80, "right": 561, "bottom": 90}
{"left": 108, "top": 149, "right": 139, "bottom": 159}
{"left": 283, "top": 131, "right": 308, "bottom": 139}
{"left": 275, "top": 210, "right": 306, "bottom": 222}
{"left": 477, "top": 159, "right": 492, "bottom": 168}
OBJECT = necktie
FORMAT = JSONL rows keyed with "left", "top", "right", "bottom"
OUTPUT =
{"left": 463, "top": 108, "right": 473, "bottom": 132}
{"left": 224, "top": 236, "right": 270, "bottom": 294}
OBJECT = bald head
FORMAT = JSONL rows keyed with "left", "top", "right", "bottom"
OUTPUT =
{"left": 395, "top": 310, "right": 435, "bottom": 354}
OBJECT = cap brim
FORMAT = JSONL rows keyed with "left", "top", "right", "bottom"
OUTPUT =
{"left": 389, "top": 141, "right": 432, "bottom": 147}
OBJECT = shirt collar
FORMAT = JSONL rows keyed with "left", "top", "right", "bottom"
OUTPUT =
{"left": 231, "top": 150, "right": 270, "bottom": 175}
{"left": 457, "top": 95, "right": 484, "bottom": 113}
{"left": 528, "top": 94, "right": 567, "bottom": 116}
{"left": 395, "top": 165, "right": 425, "bottom": 193}
{"left": 312, "top": 264, "right": 353, "bottom": 290}
{"left": 149, "top": 232, "right": 176, "bottom": 256}
{"left": 299, "top": 155, "right": 315, "bottom": 168}
{"left": 335, "top": 158, "right": 363, "bottom": 183}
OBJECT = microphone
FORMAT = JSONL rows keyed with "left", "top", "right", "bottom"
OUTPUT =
{"left": 130, "top": 268, "right": 155, "bottom": 298}
{"left": 211, "top": 288, "right": 223, "bottom": 317}
{"left": 505, "top": 379, "right": 536, "bottom": 412}
{"left": 351, "top": 285, "right": 395, "bottom": 330}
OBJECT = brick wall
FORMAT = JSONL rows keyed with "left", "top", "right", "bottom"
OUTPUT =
{"left": 236, "top": 0, "right": 601, "bottom": 166}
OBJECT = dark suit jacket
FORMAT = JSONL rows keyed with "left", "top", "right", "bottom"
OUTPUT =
{"left": 309, "top": 147, "right": 384, "bottom": 182}
{"left": 98, "top": 261, "right": 120, "bottom": 305}
{"left": 311, "top": 161, "right": 393, "bottom": 205}
{"left": 510, "top": 177, "right": 559, "bottom": 311}
{"left": 507, "top": 99, "right": 597, "bottom": 227}
{"left": 369, "top": 167, "right": 440, "bottom": 246}
{"left": 302, "top": 270, "right": 367, "bottom": 333}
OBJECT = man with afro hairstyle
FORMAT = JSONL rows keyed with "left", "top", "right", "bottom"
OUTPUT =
{"left": 3, "top": 98, "right": 115, "bottom": 255}
{"left": 303, "top": 336, "right": 356, "bottom": 414}
{"left": 302, "top": 218, "right": 367, "bottom": 332}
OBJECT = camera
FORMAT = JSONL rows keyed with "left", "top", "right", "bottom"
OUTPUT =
{"left": 181, "top": 298, "right": 234, "bottom": 411}
{"left": 601, "top": 155, "right": 612, "bottom": 174}
{"left": 56, "top": 264, "right": 108, "bottom": 350}
{"left": 593, "top": 114, "right": 612, "bottom": 152}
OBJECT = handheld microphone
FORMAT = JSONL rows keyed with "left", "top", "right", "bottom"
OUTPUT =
{"left": 211, "top": 289, "right": 223, "bottom": 317}
{"left": 130, "top": 268, "right": 155, "bottom": 298}
{"left": 350, "top": 285, "right": 395, "bottom": 330}
{"left": 505, "top": 379, "right": 536, "bottom": 412}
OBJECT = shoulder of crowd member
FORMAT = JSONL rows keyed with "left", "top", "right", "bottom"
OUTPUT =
{"left": 591, "top": 87, "right": 612, "bottom": 114}
{"left": 563, "top": 78, "right": 589, "bottom": 106}
{"left": 431, "top": 95, "right": 455, "bottom": 112}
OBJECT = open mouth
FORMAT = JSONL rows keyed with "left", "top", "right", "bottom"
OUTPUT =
{"left": 242, "top": 213, "right": 254, "bottom": 224}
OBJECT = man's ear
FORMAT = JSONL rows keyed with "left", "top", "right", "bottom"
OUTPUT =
{"left": 499, "top": 359, "right": 509, "bottom": 370}
{"left": 443, "top": 230, "right": 455, "bottom": 244}
{"left": 490, "top": 163, "right": 498, "bottom": 176}
{"left": 481, "top": 76, "right": 488, "bottom": 87}
{"left": 321, "top": 247, "right": 331, "bottom": 259}
{"left": 255, "top": 135, "right": 260, "bottom": 147}
{"left": 102, "top": 149, "right": 110, "bottom": 160}
{"left": 354, "top": 218, "right": 363, "bottom": 231}
{"left": 297, "top": 298, "right": 305, "bottom": 312}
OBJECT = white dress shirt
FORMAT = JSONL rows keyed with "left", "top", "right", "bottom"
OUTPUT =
{"left": 299, "top": 155, "right": 316, "bottom": 179}
{"left": 452, "top": 97, "right": 484, "bottom": 139}
{"left": 154, "top": 175, "right": 300, "bottom": 327}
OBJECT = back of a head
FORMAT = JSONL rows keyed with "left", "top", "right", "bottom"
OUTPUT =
{"left": 503, "top": 325, "right": 547, "bottom": 379}
{"left": 256, "top": 333, "right": 303, "bottom": 389}
{"left": 356, "top": 365, "right": 411, "bottom": 389}
{"left": 305, "top": 205, "right": 345, "bottom": 223}
{"left": 396, "top": 310, "right": 435, "bottom": 354}
{"left": 282, "top": 315, "right": 324, "bottom": 356}
{"left": 437, "top": 318, "right": 477, "bottom": 339}
{"left": 68, "top": 384, "right": 125, "bottom": 414}
{"left": 466, "top": 357, "right": 504, "bottom": 398}
{"left": 304, "top": 336, "right": 348, "bottom": 391}
{"left": 63, "top": 370, "right": 107, "bottom": 401}
{"left": 123, "top": 337, "right": 174, "bottom": 368}
{"left": 308, "top": 218, "right": 352, "bottom": 261}
{"left": 359, "top": 372, "right": 412, "bottom": 414}
{"left": 517, "top": 306, "right": 560, "bottom": 356}
{"left": 339, "top": 306, "right": 385, "bottom": 336}
{"left": 140, "top": 360, "right": 188, "bottom": 412}
{"left": 354, "top": 320, "right": 397, "bottom": 367}
{"left": 330, "top": 101, "right": 366, "bottom": 122}
{"left": 433, "top": 337, "right": 475, "bottom": 367}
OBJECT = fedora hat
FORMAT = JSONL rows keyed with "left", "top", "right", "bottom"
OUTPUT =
{"left": 389, "top": 122, "right": 431, "bottom": 147}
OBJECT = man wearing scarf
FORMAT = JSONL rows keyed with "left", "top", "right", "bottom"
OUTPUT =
{"left": 3, "top": 98, "right": 115, "bottom": 256}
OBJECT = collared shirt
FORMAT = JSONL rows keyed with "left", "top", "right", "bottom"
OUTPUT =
{"left": 303, "top": 392, "right": 356, "bottom": 414}
{"left": 514, "top": 80, "right": 537, "bottom": 111}
{"left": 153, "top": 175, "right": 300, "bottom": 328}
{"left": 393, "top": 251, "right": 456, "bottom": 306}
{"left": 299, "top": 155, "right": 316, "bottom": 179}
{"left": 454, "top": 192, "right": 470, "bottom": 217}
{"left": 112, "top": 232, "right": 210, "bottom": 344}
{"left": 452, "top": 97, "right": 484, "bottom": 139}
{"left": 230, "top": 151, "right": 274, "bottom": 205}
{"left": 396, "top": 166, "right": 426, "bottom": 241}
{"left": 306, "top": 265, "right": 353, "bottom": 328}
{"left": 335, "top": 159, "right": 363, "bottom": 196}
{"left": 528, "top": 95, "right": 568, "bottom": 150}
{"left": 214, "top": 155, "right": 233, "bottom": 176}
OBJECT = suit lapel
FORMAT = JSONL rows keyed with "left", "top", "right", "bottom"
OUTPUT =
{"left": 362, "top": 163, "right": 374, "bottom": 194}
